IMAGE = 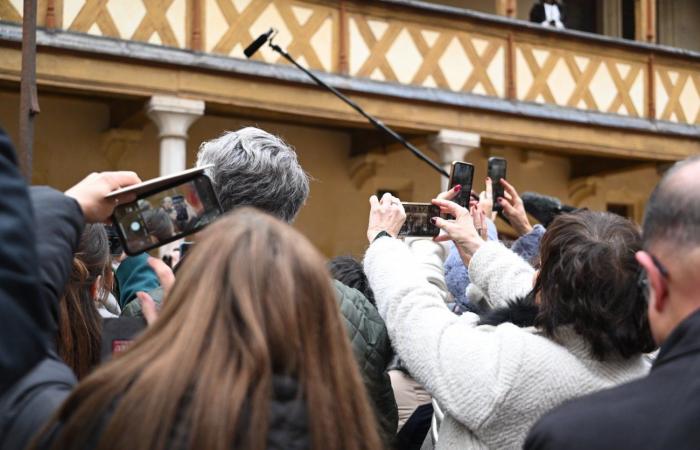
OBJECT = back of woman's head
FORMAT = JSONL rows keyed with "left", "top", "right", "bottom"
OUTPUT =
{"left": 534, "top": 210, "right": 655, "bottom": 360}
{"left": 57, "top": 224, "right": 110, "bottom": 379}
{"left": 43, "top": 208, "right": 382, "bottom": 450}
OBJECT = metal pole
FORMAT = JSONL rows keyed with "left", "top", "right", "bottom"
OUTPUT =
{"left": 18, "top": 0, "right": 40, "bottom": 181}
{"left": 269, "top": 42, "right": 449, "bottom": 179}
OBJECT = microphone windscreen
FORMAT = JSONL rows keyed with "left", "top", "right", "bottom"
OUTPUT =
{"left": 521, "top": 192, "right": 562, "bottom": 227}
{"left": 244, "top": 29, "right": 273, "bottom": 58}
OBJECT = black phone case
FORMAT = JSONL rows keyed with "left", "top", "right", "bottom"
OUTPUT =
{"left": 111, "top": 174, "right": 222, "bottom": 256}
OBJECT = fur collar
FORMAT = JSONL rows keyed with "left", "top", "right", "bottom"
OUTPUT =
{"left": 477, "top": 293, "right": 539, "bottom": 327}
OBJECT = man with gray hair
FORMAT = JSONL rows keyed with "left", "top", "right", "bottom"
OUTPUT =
{"left": 196, "top": 127, "right": 310, "bottom": 222}
{"left": 197, "top": 127, "right": 398, "bottom": 440}
{"left": 525, "top": 155, "right": 700, "bottom": 450}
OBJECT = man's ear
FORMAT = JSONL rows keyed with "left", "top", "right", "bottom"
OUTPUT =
{"left": 636, "top": 251, "right": 668, "bottom": 313}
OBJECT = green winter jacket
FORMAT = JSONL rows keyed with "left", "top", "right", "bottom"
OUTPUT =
{"left": 332, "top": 280, "right": 398, "bottom": 441}
{"left": 116, "top": 258, "right": 398, "bottom": 439}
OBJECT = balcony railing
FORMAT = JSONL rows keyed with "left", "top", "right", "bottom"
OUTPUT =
{"left": 1, "top": 0, "right": 698, "bottom": 126}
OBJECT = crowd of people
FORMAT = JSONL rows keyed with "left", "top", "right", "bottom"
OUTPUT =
{"left": 0, "top": 123, "right": 699, "bottom": 450}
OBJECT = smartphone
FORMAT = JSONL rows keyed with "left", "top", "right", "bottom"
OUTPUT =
{"left": 105, "top": 224, "right": 123, "bottom": 256}
{"left": 399, "top": 203, "right": 440, "bottom": 238}
{"left": 449, "top": 162, "right": 475, "bottom": 210}
{"left": 111, "top": 171, "right": 222, "bottom": 255}
{"left": 488, "top": 157, "right": 507, "bottom": 212}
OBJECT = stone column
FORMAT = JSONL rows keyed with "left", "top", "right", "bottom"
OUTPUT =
{"left": 146, "top": 95, "right": 205, "bottom": 176}
{"left": 429, "top": 129, "right": 481, "bottom": 192}
{"left": 404, "top": 130, "right": 481, "bottom": 305}
{"left": 146, "top": 96, "right": 205, "bottom": 257}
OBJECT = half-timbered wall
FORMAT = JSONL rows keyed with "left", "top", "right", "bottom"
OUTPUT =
{"left": 1, "top": 0, "right": 699, "bottom": 126}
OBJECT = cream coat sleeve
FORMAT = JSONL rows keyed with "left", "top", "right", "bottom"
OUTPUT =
{"left": 364, "top": 237, "right": 531, "bottom": 430}
{"left": 467, "top": 241, "right": 536, "bottom": 310}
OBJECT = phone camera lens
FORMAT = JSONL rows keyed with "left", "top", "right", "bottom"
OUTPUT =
{"left": 130, "top": 222, "right": 141, "bottom": 232}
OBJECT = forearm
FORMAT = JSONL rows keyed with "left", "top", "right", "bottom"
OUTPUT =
{"left": 468, "top": 241, "right": 535, "bottom": 309}
{"left": 364, "top": 237, "right": 520, "bottom": 428}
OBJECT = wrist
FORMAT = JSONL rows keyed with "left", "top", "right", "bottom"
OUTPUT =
{"left": 368, "top": 229, "right": 393, "bottom": 243}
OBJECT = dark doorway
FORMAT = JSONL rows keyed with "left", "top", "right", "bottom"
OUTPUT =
{"left": 563, "top": 0, "right": 600, "bottom": 33}
{"left": 622, "top": 0, "right": 636, "bottom": 40}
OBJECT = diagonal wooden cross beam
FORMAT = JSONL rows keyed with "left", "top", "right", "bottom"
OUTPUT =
{"left": 277, "top": 3, "right": 328, "bottom": 70}
{"left": 211, "top": 0, "right": 267, "bottom": 57}
{"left": 659, "top": 70, "right": 690, "bottom": 123}
{"left": 354, "top": 16, "right": 401, "bottom": 82}
{"left": 564, "top": 54, "right": 600, "bottom": 110}
{"left": 132, "top": 0, "right": 178, "bottom": 46}
{"left": 607, "top": 62, "right": 643, "bottom": 116}
{"left": 458, "top": 34, "right": 500, "bottom": 95}
{"left": 68, "top": 0, "right": 118, "bottom": 37}
{"left": 0, "top": 0, "right": 22, "bottom": 21}
{"left": 408, "top": 27, "right": 451, "bottom": 89}
{"left": 520, "top": 45, "right": 557, "bottom": 103}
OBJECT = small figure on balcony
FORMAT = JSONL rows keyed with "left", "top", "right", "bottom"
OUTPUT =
{"left": 529, "top": 0, "right": 566, "bottom": 29}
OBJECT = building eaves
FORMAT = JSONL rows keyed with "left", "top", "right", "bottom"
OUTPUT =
{"left": 0, "top": 23, "right": 697, "bottom": 140}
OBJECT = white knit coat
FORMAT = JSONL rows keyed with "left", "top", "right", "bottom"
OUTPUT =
{"left": 364, "top": 238, "right": 650, "bottom": 449}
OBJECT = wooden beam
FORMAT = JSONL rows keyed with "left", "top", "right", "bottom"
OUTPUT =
{"left": 496, "top": 0, "right": 517, "bottom": 18}
{"left": 0, "top": 45, "right": 697, "bottom": 162}
{"left": 636, "top": 0, "right": 656, "bottom": 43}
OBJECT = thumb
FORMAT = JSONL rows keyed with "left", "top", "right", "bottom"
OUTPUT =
{"left": 498, "top": 198, "right": 517, "bottom": 218}
{"left": 137, "top": 291, "right": 159, "bottom": 326}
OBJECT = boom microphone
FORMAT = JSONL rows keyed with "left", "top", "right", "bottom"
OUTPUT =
{"left": 244, "top": 28, "right": 274, "bottom": 58}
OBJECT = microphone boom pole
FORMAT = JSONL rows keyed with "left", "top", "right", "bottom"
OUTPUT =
{"left": 246, "top": 30, "right": 449, "bottom": 178}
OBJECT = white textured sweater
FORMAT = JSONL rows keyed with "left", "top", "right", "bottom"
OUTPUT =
{"left": 364, "top": 239, "right": 650, "bottom": 449}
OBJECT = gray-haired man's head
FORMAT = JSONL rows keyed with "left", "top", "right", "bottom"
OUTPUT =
{"left": 642, "top": 155, "right": 700, "bottom": 252}
{"left": 196, "top": 127, "right": 310, "bottom": 223}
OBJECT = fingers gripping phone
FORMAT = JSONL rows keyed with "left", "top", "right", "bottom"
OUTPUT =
{"left": 488, "top": 157, "right": 507, "bottom": 212}
{"left": 109, "top": 168, "right": 222, "bottom": 255}
{"left": 399, "top": 203, "right": 440, "bottom": 238}
{"left": 449, "top": 162, "right": 475, "bottom": 210}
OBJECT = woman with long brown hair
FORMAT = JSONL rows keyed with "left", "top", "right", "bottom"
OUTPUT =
{"left": 37, "top": 208, "right": 383, "bottom": 450}
{"left": 57, "top": 224, "right": 112, "bottom": 379}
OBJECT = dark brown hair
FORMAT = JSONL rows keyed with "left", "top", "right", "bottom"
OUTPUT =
{"left": 57, "top": 224, "right": 111, "bottom": 379}
{"left": 534, "top": 210, "right": 656, "bottom": 360}
{"left": 41, "top": 208, "right": 382, "bottom": 450}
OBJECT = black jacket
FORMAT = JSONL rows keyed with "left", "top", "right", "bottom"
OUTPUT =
{"left": 0, "top": 128, "right": 46, "bottom": 395}
{"left": 529, "top": 2, "right": 566, "bottom": 25}
{"left": 525, "top": 308, "right": 700, "bottom": 450}
{"left": 0, "top": 186, "right": 84, "bottom": 450}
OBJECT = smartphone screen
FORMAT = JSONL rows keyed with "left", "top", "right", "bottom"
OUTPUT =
{"left": 112, "top": 174, "right": 221, "bottom": 255}
{"left": 488, "top": 157, "right": 507, "bottom": 212}
{"left": 449, "top": 162, "right": 475, "bottom": 209}
{"left": 399, "top": 203, "right": 440, "bottom": 237}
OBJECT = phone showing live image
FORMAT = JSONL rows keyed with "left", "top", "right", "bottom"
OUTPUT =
{"left": 488, "top": 157, "right": 507, "bottom": 212}
{"left": 449, "top": 161, "right": 475, "bottom": 210}
{"left": 109, "top": 168, "right": 222, "bottom": 255}
{"left": 399, "top": 203, "right": 440, "bottom": 238}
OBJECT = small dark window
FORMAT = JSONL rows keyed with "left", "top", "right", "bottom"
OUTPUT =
{"left": 622, "top": 0, "right": 636, "bottom": 40}
{"left": 607, "top": 203, "right": 632, "bottom": 218}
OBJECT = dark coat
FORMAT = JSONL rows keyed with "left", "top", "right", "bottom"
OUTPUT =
{"left": 529, "top": 2, "right": 567, "bottom": 25}
{"left": 333, "top": 280, "right": 398, "bottom": 440}
{"left": 0, "top": 128, "right": 49, "bottom": 396}
{"left": 525, "top": 308, "right": 700, "bottom": 450}
{"left": 0, "top": 186, "right": 84, "bottom": 449}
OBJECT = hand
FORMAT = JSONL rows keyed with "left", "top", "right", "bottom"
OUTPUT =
{"left": 136, "top": 256, "right": 175, "bottom": 326}
{"left": 472, "top": 203, "right": 488, "bottom": 241}
{"left": 497, "top": 179, "right": 533, "bottom": 236}
{"left": 65, "top": 171, "right": 141, "bottom": 223}
{"left": 436, "top": 184, "right": 462, "bottom": 201}
{"left": 367, "top": 192, "right": 406, "bottom": 243}
{"left": 431, "top": 198, "right": 485, "bottom": 265}
{"left": 478, "top": 177, "right": 495, "bottom": 221}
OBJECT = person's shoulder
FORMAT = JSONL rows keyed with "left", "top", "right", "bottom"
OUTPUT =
{"left": 526, "top": 376, "right": 651, "bottom": 449}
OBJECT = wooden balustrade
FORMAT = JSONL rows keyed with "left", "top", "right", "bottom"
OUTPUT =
{"left": 1, "top": 0, "right": 698, "bottom": 126}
